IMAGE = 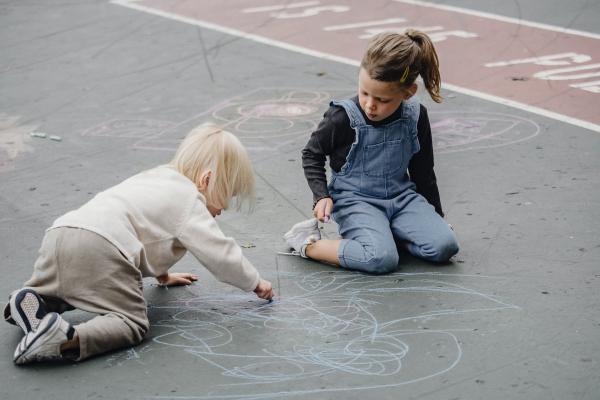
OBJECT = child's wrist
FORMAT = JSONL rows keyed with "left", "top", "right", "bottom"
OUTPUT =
{"left": 312, "top": 195, "right": 331, "bottom": 209}
{"left": 156, "top": 273, "right": 169, "bottom": 284}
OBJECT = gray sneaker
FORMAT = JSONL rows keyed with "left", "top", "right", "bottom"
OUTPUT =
{"left": 13, "top": 312, "right": 75, "bottom": 365}
{"left": 9, "top": 288, "right": 48, "bottom": 334}
{"left": 283, "top": 218, "right": 321, "bottom": 258}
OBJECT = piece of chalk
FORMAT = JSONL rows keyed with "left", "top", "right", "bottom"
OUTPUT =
{"left": 49, "top": 135, "right": 62, "bottom": 141}
{"left": 30, "top": 131, "right": 47, "bottom": 138}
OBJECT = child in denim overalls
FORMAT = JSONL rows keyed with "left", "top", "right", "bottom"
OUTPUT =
{"left": 284, "top": 30, "right": 459, "bottom": 273}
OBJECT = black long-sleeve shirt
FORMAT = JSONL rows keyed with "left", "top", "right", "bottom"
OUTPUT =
{"left": 302, "top": 96, "right": 444, "bottom": 217}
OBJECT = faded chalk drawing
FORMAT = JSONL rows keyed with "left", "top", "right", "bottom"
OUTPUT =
{"left": 210, "top": 89, "right": 327, "bottom": 140}
{"left": 81, "top": 118, "right": 175, "bottom": 139}
{"left": 79, "top": 93, "right": 541, "bottom": 156}
{"left": 135, "top": 88, "right": 348, "bottom": 153}
{"left": 430, "top": 111, "right": 540, "bottom": 153}
{"left": 118, "top": 270, "right": 518, "bottom": 399}
{"left": 106, "top": 345, "right": 153, "bottom": 367}
{"left": 0, "top": 114, "right": 37, "bottom": 172}
{"left": 79, "top": 88, "right": 352, "bottom": 153}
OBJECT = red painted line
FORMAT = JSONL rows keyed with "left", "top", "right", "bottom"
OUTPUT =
{"left": 112, "top": 0, "right": 600, "bottom": 131}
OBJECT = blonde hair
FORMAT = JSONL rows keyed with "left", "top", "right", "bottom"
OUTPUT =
{"left": 170, "top": 125, "right": 255, "bottom": 211}
{"left": 361, "top": 29, "right": 442, "bottom": 103}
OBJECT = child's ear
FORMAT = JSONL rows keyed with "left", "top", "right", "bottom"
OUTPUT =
{"left": 197, "top": 170, "right": 212, "bottom": 192}
{"left": 404, "top": 83, "right": 418, "bottom": 99}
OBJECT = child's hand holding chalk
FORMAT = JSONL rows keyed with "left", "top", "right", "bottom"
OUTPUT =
{"left": 313, "top": 197, "right": 333, "bottom": 223}
{"left": 254, "top": 278, "right": 274, "bottom": 300}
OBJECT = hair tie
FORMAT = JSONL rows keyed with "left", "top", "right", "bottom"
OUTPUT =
{"left": 399, "top": 65, "right": 410, "bottom": 83}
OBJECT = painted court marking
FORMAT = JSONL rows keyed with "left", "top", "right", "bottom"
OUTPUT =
{"left": 111, "top": 0, "right": 600, "bottom": 133}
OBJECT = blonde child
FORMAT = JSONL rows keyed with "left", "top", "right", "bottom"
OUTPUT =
{"left": 285, "top": 30, "right": 459, "bottom": 273}
{"left": 5, "top": 125, "right": 274, "bottom": 364}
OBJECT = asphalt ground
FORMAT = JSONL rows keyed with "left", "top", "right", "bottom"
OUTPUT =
{"left": 1, "top": 1, "right": 599, "bottom": 399}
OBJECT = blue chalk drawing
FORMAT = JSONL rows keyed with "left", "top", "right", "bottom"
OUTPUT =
{"left": 136, "top": 270, "right": 519, "bottom": 399}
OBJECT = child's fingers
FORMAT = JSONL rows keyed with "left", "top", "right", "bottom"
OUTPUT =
{"left": 259, "top": 288, "right": 273, "bottom": 300}
{"left": 255, "top": 279, "right": 273, "bottom": 300}
{"left": 262, "top": 286, "right": 272, "bottom": 297}
{"left": 313, "top": 200, "right": 326, "bottom": 222}
{"left": 313, "top": 198, "right": 327, "bottom": 221}
{"left": 170, "top": 275, "right": 197, "bottom": 286}
{"left": 175, "top": 272, "right": 198, "bottom": 281}
{"left": 313, "top": 206, "right": 323, "bottom": 220}
{"left": 323, "top": 200, "right": 332, "bottom": 223}
{"left": 263, "top": 292, "right": 273, "bottom": 300}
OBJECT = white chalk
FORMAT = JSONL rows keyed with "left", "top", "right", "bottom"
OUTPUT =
{"left": 29, "top": 131, "right": 47, "bottom": 138}
{"left": 49, "top": 135, "right": 62, "bottom": 142}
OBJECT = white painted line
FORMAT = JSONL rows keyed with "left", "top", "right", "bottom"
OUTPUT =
{"left": 442, "top": 83, "right": 600, "bottom": 133}
{"left": 324, "top": 17, "right": 407, "bottom": 31}
{"left": 394, "top": 0, "right": 600, "bottom": 40}
{"left": 484, "top": 53, "right": 592, "bottom": 68}
{"left": 110, "top": 0, "right": 600, "bottom": 133}
{"left": 570, "top": 80, "right": 600, "bottom": 93}
{"left": 243, "top": 1, "right": 320, "bottom": 14}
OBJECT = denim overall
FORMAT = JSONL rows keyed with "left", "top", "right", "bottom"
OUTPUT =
{"left": 329, "top": 97, "right": 458, "bottom": 274}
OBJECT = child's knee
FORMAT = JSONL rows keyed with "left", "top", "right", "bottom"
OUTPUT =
{"left": 369, "top": 253, "right": 399, "bottom": 274}
{"left": 347, "top": 247, "right": 399, "bottom": 274}
{"left": 427, "top": 233, "right": 459, "bottom": 263}
{"left": 114, "top": 313, "right": 149, "bottom": 344}
{"left": 131, "top": 319, "right": 150, "bottom": 343}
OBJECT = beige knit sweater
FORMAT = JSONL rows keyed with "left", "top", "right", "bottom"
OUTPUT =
{"left": 50, "top": 164, "right": 260, "bottom": 292}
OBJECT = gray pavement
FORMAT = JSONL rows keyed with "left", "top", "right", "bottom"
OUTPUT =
{"left": 1, "top": 1, "right": 599, "bottom": 399}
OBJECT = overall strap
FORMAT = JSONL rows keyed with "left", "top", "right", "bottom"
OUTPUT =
{"left": 402, "top": 95, "right": 421, "bottom": 124}
{"left": 401, "top": 96, "right": 422, "bottom": 154}
{"left": 330, "top": 99, "right": 367, "bottom": 129}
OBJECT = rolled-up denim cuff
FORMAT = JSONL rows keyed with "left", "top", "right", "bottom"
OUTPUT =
{"left": 337, "top": 238, "right": 351, "bottom": 268}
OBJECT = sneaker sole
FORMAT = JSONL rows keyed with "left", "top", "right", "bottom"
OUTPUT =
{"left": 10, "top": 289, "right": 47, "bottom": 334}
{"left": 14, "top": 313, "right": 60, "bottom": 364}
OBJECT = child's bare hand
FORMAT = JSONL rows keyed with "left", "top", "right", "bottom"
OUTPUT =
{"left": 313, "top": 197, "right": 333, "bottom": 223}
{"left": 253, "top": 278, "right": 274, "bottom": 300}
{"left": 156, "top": 272, "right": 198, "bottom": 287}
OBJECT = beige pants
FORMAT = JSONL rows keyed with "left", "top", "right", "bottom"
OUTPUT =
{"left": 9, "top": 227, "right": 149, "bottom": 360}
